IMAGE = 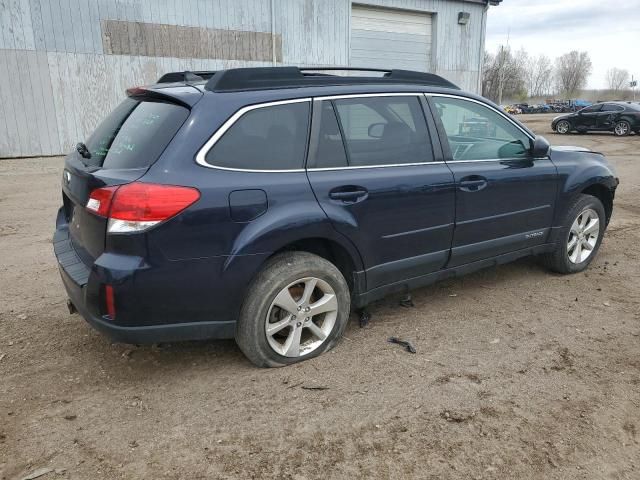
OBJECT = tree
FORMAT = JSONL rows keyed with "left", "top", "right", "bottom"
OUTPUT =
{"left": 555, "top": 51, "right": 592, "bottom": 96}
{"left": 482, "top": 46, "right": 526, "bottom": 103}
{"left": 525, "top": 55, "right": 553, "bottom": 98}
{"left": 605, "top": 67, "right": 630, "bottom": 92}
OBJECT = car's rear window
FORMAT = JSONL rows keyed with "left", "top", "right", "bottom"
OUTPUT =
{"left": 85, "top": 98, "right": 189, "bottom": 169}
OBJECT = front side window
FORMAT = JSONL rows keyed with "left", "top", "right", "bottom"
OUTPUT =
{"left": 432, "top": 96, "right": 531, "bottom": 161}
{"left": 581, "top": 104, "right": 602, "bottom": 113}
{"left": 332, "top": 96, "right": 433, "bottom": 167}
{"left": 205, "top": 101, "right": 310, "bottom": 170}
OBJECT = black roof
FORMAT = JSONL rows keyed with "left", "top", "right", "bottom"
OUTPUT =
{"left": 156, "top": 67, "right": 459, "bottom": 92}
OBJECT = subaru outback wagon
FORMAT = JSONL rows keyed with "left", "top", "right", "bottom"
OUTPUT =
{"left": 54, "top": 67, "right": 618, "bottom": 367}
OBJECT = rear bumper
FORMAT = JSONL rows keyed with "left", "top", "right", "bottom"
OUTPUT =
{"left": 53, "top": 207, "right": 264, "bottom": 344}
{"left": 58, "top": 263, "right": 236, "bottom": 343}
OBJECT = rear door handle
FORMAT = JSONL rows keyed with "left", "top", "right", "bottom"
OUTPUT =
{"left": 459, "top": 176, "right": 488, "bottom": 192}
{"left": 329, "top": 186, "right": 369, "bottom": 203}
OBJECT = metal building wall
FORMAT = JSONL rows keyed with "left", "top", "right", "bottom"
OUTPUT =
{"left": 0, "top": 0, "right": 485, "bottom": 158}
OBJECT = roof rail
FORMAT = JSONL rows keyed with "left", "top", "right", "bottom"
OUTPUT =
{"left": 204, "top": 67, "right": 459, "bottom": 92}
{"left": 157, "top": 70, "right": 216, "bottom": 84}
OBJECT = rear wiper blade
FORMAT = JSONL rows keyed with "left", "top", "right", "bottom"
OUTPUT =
{"left": 75, "top": 142, "right": 91, "bottom": 159}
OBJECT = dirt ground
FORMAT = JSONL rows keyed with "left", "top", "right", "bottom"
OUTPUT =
{"left": 1, "top": 113, "right": 639, "bottom": 479}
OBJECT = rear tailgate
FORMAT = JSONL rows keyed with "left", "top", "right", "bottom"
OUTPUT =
{"left": 57, "top": 95, "right": 191, "bottom": 276}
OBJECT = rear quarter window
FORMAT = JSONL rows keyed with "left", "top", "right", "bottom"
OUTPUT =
{"left": 86, "top": 98, "right": 189, "bottom": 169}
{"left": 204, "top": 101, "right": 311, "bottom": 171}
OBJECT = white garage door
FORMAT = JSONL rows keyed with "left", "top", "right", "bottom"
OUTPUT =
{"left": 350, "top": 5, "right": 432, "bottom": 72}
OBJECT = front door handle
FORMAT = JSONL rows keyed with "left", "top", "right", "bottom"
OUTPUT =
{"left": 329, "top": 186, "right": 369, "bottom": 203}
{"left": 459, "top": 176, "right": 488, "bottom": 192}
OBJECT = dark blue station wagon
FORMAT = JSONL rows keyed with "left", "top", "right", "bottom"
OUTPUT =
{"left": 54, "top": 67, "right": 618, "bottom": 366}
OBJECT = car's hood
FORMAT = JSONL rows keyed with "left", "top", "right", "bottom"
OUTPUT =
{"left": 551, "top": 145, "right": 592, "bottom": 153}
{"left": 552, "top": 113, "right": 574, "bottom": 122}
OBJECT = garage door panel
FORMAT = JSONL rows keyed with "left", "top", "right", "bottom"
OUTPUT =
{"left": 351, "top": 51, "right": 431, "bottom": 65}
{"left": 351, "top": 18, "right": 432, "bottom": 36}
{"left": 350, "top": 30, "right": 431, "bottom": 46}
{"left": 351, "top": 5, "right": 431, "bottom": 72}
{"left": 352, "top": 6, "right": 430, "bottom": 25}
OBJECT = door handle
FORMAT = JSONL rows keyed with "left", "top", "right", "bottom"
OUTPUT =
{"left": 459, "top": 176, "right": 488, "bottom": 192}
{"left": 329, "top": 186, "right": 369, "bottom": 203}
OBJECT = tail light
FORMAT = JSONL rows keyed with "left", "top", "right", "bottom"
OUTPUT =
{"left": 87, "top": 182, "right": 200, "bottom": 233}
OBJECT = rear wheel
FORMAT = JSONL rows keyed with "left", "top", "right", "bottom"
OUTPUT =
{"left": 613, "top": 120, "right": 631, "bottom": 136}
{"left": 542, "top": 194, "right": 606, "bottom": 274}
{"left": 236, "top": 252, "right": 351, "bottom": 367}
{"left": 555, "top": 120, "right": 571, "bottom": 134}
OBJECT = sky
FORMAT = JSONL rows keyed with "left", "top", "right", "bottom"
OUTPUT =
{"left": 485, "top": 0, "right": 640, "bottom": 89}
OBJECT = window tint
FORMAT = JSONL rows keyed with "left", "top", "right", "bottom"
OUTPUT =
{"left": 333, "top": 96, "right": 433, "bottom": 167}
{"left": 205, "top": 101, "right": 310, "bottom": 170}
{"left": 432, "top": 97, "right": 531, "bottom": 161}
{"left": 85, "top": 98, "right": 189, "bottom": 169}
{"left": 314, "top": 101, "right": 348, "bottom": 168}
{"left": 601, "top": 104, "right": 624, "bottom": 112}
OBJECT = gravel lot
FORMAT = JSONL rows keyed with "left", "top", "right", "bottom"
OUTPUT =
{"left": 1, "top": 113, "right": 639, "bottom": 479}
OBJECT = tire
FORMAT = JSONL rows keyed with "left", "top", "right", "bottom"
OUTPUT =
{"left": 542, "top": 194, "right": 606, "bottom": 274}
{"left": 555, "top": 120, "right": 571, "bottom": 134}
{"left": 235, "top": 251, "right": 351, "bottom": 367}
{"left": 613, "top": 120, "right": 631, "bottom": 136}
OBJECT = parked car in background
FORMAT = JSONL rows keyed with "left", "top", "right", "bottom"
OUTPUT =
{"left": 514, "top": 103, "right": 534, "bottom": 114}
{"left": 504, "top": 105, "right": 522, "bottom": 115}
{"left": 552, "top": 101, "right": 640, "bottom": 136}
{"left": 54, "top": 67, "right": 618, "bottom": 367}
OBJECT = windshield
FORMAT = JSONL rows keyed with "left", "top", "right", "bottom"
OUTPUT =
{"left": 83, "top": 98, "right": 189, "bottom": 169}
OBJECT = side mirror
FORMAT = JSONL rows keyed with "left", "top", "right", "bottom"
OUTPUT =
{"left": 368, "top": 123, "right": 385, "bottom": 138}
{"left": 532, "top": 135, "right": 550, "bottom": 158}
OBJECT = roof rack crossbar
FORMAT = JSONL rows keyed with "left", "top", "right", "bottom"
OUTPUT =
{"left": 204, "top": 67, "right": 459, "bottom": 92}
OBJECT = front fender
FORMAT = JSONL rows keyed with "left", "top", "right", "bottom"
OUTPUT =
{"left": 550, "top": 148, "right": 618, "bottom": 225}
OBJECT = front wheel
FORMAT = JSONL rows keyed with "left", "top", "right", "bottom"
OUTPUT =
{"left": 542, "top": 194, "right": 606, "bottom": 274}
{"left": 613, "top": 120, "right": 631, "bottom": 136}
{"left": 236, "top": 252, "right": 351, "bottom": 367}
{"left": 555, "top": 120, "right": 571, "bottom": 134}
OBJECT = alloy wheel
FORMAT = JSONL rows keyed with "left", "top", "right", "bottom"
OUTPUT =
{"left": 614, "top": 122, "right": 629, "bottom": 136}
{"left": 567, "top": 208, "right": 599, "bottom": 264}
{"left": 265, "top": 277, "right": 338, "bottom": 357}
{"left": 556, "top": 121, "right": 570, "bottom": 134}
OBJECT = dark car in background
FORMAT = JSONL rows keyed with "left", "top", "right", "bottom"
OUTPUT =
{"left": 552, "top": 101, "right": 640, "bottom": 136}
{"left": 54, "top": 67, "right": 618, "bottom": 367}
{"left": 513, "top": 103, "right": 534, "bottom": 114}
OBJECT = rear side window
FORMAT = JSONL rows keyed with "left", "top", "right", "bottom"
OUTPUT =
{"left": 86, "top": 98, "right": 189, "bottom": 169}
{"left": 333, "top": 96, "right": 433, "bottom": 167}
{"left": 205, "top": 101, "right": 310, "bottom": 170}
{"left": 314, "top": 101, "right": 348, "bottom": 169}
{"left": 601, "top": 104, "right": 624, "bottom": 112}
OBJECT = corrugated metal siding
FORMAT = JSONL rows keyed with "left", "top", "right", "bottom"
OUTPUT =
{"left": 0, "top": 0, "right": 485, "bottom": 158}
{"left": 351, "top": 5, "right": 432, "bottom": 71}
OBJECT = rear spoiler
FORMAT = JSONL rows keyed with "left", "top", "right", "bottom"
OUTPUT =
{"left": 156, "top": 71, "right": 216, "bottom": 84}
{"left": 125, "top": 85, "right": 203, "bottom": 108}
